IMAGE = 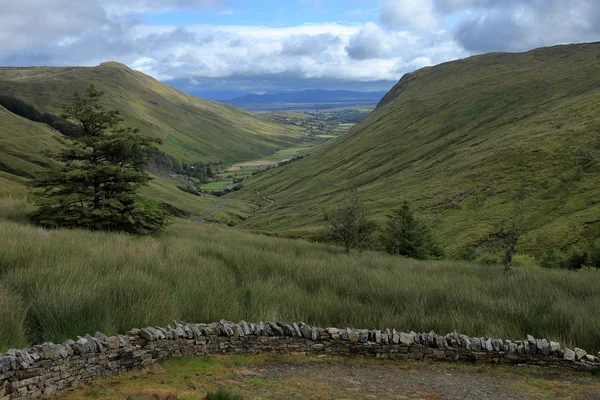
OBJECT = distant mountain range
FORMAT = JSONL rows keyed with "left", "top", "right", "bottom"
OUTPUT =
{"left": 221, "top": 90, "right": 388, "bottom": 111}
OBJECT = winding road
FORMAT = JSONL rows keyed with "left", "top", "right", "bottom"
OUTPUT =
{"left": 192, "top": 198, "right": 229, "bottom": 223}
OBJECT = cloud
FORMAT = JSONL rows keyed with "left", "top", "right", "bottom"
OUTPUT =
{"left": 381, "top": 0, "right": 439, "bottom": 30}
{"left": 1, "top": 0, "right": 599, "bottom": 95}
{"left": 453, "top": 0, "right": 600, "bottom": 52}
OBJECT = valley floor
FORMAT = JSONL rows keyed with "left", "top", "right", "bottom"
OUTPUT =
{"left": 44, "top": 355, "right": 600, "bottom": 400}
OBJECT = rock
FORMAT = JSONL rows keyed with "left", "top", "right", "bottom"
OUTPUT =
{"left": 326, "top": 328, "right": 339, "bottom": 335}
{"left": 358, "top": 330, "right": 369, "bottom": 343}
{"left": 527, "top": 335, "right": 536, "bottom": 345}
{"left": 347, "top": 331, "right": 360, "bottom": 343}
{"left": 300, "top": 325, "right": 312, "bottom": 339}
{"left": 239, "top": 321, "right": 251, "bottom": 336}
{"left": 584, "top": 354, "right": 599, "bottom": 363}
{"left": 399, "top": 333, "right": 413, "bottom": 346}
{"left": 392, "top": 330, "right": 400, "bottom": 344}
{"left": 550, "top": 342, "right": 561, "bottom": 352}
{"left": 574, "top": 348, "right": 587, "bottom": 361}
{"left": 107, "top": 337, "right": 120, "bottom": 350}
{"left": 564, "top": 348, "right": 575, "bottom": 361}
{"left": 374, "top": 330, "right": 382, "bottom": 344}
{"left": 269, "top": 322, "right": 283, "bottom": 336}
{"left": 140, "top": 329, "right": 155, "bottom": 342}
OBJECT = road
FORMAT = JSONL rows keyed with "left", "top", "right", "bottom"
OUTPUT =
{"left": 192, "top": 198, "right": 229, "bottom": 223}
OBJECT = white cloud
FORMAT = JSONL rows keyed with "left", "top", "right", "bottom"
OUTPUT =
{"left": 1, "top": 0, "right": 599, "bottom": 93}
{"left": 381, "top": 0, "right": 439, "bottom": 30}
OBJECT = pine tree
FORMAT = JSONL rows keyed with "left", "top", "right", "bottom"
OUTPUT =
{"left": 30, "top": 85, "right": 170, "bottom": 234}
{"left": 379, "top": 201, "right": 441, "bottom": 259}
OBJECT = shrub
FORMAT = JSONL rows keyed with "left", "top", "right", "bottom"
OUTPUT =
{"left": 512, "top": 254, "right": 540, "bottom": 269}
{"left": 453, "top": 246, "right": 477, "bottom": 261}
{"left": 477, "top": 253, "right": 501, "bottom": 265}
{"left": 541, "top": 249, "right": 568, "bottom": 269}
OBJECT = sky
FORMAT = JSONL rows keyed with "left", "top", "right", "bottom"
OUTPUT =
{"left": 1, "top": 0, "right": 600, "bottom": 99}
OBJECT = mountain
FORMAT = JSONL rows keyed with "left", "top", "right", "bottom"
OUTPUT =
{"left": 0, "top": 62, "right": 304, "bottom": 164}
{"left": 235, "top": 42, "right": 600, "bottom": 255}
{"left": 222, "top": 90, "right": 388, "bottom": 111}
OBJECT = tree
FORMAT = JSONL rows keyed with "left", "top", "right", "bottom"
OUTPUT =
{"left": 30, "top": 85, "right": 170, "bottom": 234}
{"left": 324, "top": 190, "right": 374, "bottom": 253}
{"left": 379, "top": 201, "right": 441, "bottom": 260}
{"left": 499, "top": 192, "right": 526, "bottom": 271}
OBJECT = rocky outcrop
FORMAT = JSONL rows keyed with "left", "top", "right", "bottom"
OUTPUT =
{"left": 1, "top": 321, "right": 598, "bottom": 399}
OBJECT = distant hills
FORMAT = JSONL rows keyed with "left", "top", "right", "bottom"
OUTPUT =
{"left": 222, "top": 90, "right": 388, "bottom": 111}
{"left": 0, "top": 62, "right": 303, "bottom": 164}
{"left": 236, "top": 42, "right": 600, "bottom": 255}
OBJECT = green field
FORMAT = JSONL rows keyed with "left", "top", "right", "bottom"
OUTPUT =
{"left": 1, "top": 198, "right": 600, "bottom": 354}
{"left": 200, "top": 181, "right": 234, "bottom": 190}
{"left": 235, "top": 43, "right": 600, "bottom": 256}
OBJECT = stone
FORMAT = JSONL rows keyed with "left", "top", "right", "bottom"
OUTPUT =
{"left": 300, "top": 326, "right": 312, "bottom": 339}
{"left": 574, "top": 348, "right": 587, "bottom": 361}
{"left": 269, "top": 323, "right": 283, "bottom": 336}
{"left": 326, "top": 328, "right": 339, "bottom": 335}
{"left": 392, "top": 330, "right": 400, "bottom": 344}
{"left": 140, "top": 329, "right": 155, "bottom": 342}
{"left": 106, "top": 337, "right": 120, "bottom": 350}
{"left": 564, "top": 348, "right": 575, "bottom": 361}
{"left": 358, "top": 330, "right": 369, "bottom": 343}
{"left": 399, "top": 333, "right": 413, "bottom": 346}
{"left": 550, "top": 342, "right": 561, "bottom": 352}
{"left": 239, "top": 321, "right": 251, "bottom": 336}
{"left": 339, "top": 329, "right": 348, "bottom": 341}
{"left": 347, "top": 331, "right": 360, "bottom": 343}
{"left": 584, "top": 354, "right": 599, "bottom": 363}
{"left": 292, "top": 323, "right": 302, "bottom": 337}
{"left": 374, "top": 330, "right": 382, "bottom": 344}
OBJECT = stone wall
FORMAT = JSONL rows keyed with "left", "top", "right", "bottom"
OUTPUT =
{"left": 1, "top": 320, "right": 599, "bottom": 399}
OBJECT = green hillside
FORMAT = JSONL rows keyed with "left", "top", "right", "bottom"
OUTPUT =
{"left": 0, "top": 105, "right": 255, "bottom": 222}
{"left": 236, "top": 42, "right": 600, "bottom": 255}
{"left": 0, "top": 62, "right": 304, "bottom": 164}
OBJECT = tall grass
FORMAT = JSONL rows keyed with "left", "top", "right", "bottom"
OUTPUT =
{"left": 1, "top": 198, "right": 600, "bottom": 352}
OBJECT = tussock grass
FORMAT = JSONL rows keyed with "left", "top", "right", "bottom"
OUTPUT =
{"left": 1, "top": 199, "right": 599, "bottom": 353}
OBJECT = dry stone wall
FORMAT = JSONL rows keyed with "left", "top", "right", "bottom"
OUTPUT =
{"left": 1, "top": 320, "right": 599, "bottom": 399}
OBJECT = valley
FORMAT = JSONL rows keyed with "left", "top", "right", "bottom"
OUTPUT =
{"left": 1, "top": 36, "right": 600, "bottom": 399}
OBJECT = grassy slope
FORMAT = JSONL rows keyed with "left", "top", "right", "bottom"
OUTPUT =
{"left": 0, "top": 106, "right": 66, "bottom": 197}
{"left": 0, "top": 106, "right": 253, "bottom": 221}
{"left": 0, "top": 62, "right": 304, "bottom": 164}
{"left": 1, "top": 199, "right": 600, "bottom": 353}
{"left": 236, "top": 43, "right": 600, "bottom": 255}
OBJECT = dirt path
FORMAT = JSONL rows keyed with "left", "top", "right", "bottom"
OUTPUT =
{"left": 256, "top": 190, "right": 275, "bottom": 210}
{"left": 192, "top": 198, "right": 229, "bottom": 222}
{"left": 47, "top": 355, "right": 600, "bottom": 400}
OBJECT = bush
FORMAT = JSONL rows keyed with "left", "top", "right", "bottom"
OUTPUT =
{"left": 477, "top": 253, "right": 501, "bottom": 265}
{"left": 541, "top": 249, "right": 568, "bottom": 269}
{"left": 453, "top": 246, "right": 477, "bottom": 261}
{"left": 205, "top": 389, "right": 244, "bottom": 400}
{"left": 512, "top": 254, "right": 540, "bottom": 269}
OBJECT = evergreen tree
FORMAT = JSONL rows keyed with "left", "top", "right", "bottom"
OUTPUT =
{"left": 379, "top": 201, "right": 441, "bottom": 259}
{"left": 30, "top": 85, "right": 170, "bottom": 234}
